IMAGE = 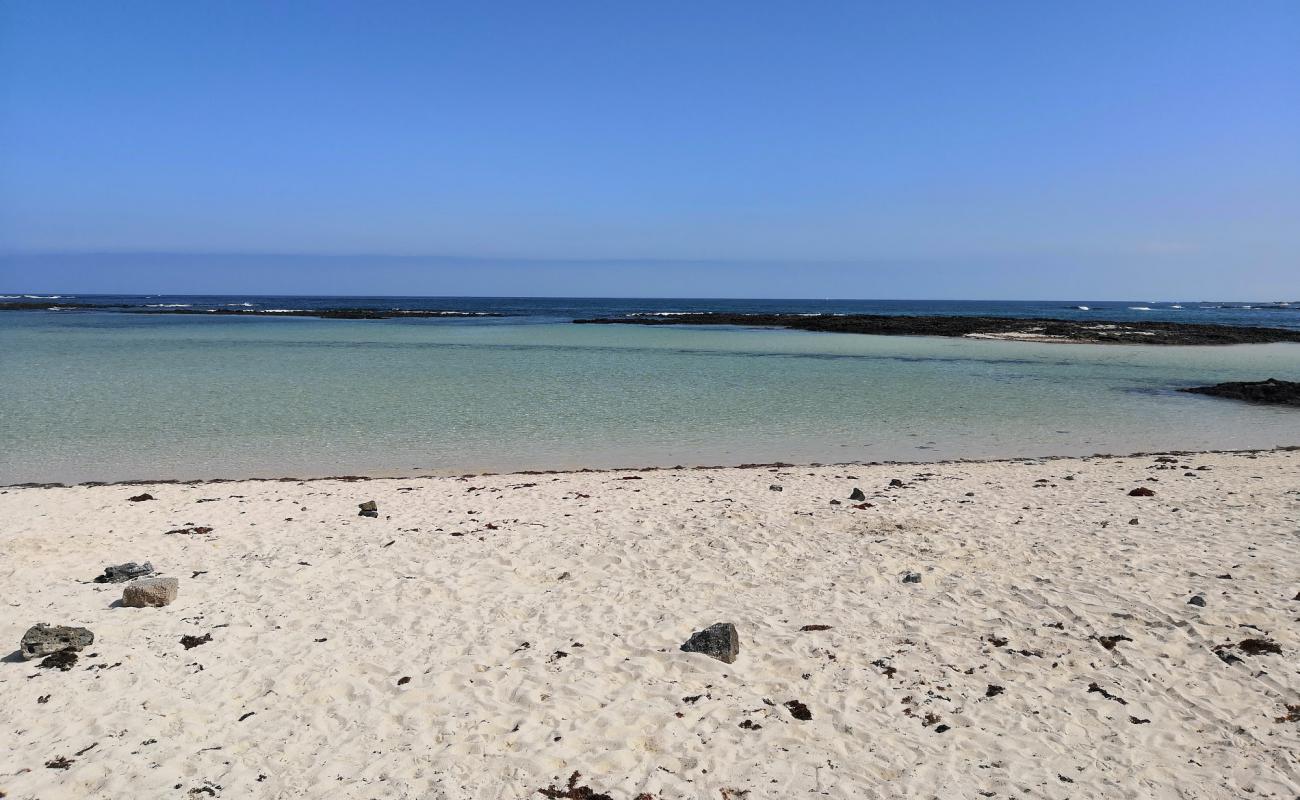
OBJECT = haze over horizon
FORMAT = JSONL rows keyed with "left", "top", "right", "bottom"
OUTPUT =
{"left": 2, "top": 1, "right": 1297, "bottom": 299}
{"left": 2, "top": 253, "right": 1299, "bottom": 302}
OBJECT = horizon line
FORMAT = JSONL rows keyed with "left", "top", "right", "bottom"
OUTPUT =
{"left": 2, "top": 291, "right": 1293, "bottom": 304}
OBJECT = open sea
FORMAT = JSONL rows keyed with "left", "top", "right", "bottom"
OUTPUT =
{"left": 2, "top": 295, "right": 1298, "bottom": 484}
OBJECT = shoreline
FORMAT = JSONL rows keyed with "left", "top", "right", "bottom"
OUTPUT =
{"left": 5, "top": 443, "right": 1297, "bottom": 490}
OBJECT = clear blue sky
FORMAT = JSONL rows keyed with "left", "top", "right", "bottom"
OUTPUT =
{"left": 1, "top": 1, "right": 1297, "bottom": 299}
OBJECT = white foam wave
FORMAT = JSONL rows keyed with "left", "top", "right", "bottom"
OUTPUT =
{"left": 394, "top": 310, "right": 495, "bottom": 316}
{"left": 1128, "top": 306, "right": 1152, "bottom": 311}
{"left": 627, "top": 312, "right": 703, "bottom": 317}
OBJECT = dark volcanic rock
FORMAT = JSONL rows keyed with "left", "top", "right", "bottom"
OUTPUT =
{"left": 358, "top": 500, "right": 378, "bottom": 518}
{"left": 1095, "top": 634, "right": 1133, "bottom": 651}
{"left": 1128, "top": 487, "right": 1156, "bottom": 497}
{"left": 93, "top": 561, "right": 154, "bottom": 584}
{"left": 680, "top": 622, "right": 740, "bottom": 664}
{"left": 127, "top": 493, "right": 155, "bottom": 502}
{"left": 21, "top": 624, "right": 94, "bottom": 660}
{"left": 1238, "top": 638, "right": 1283, "bottom": 656}
{"left": 1180, "top": 378, "right": 1300, "bottom": 407}
{"left": 784, "top": 700, "right": 813, "bottom": 720}
{"left": 849, "top": 488, "right": 866, "bottom": 501}
{"left": 572, "top": 313, "right": 1300, "bottom": 346}
{"left": 538, "top": 772, "right": 615, "bottom": 800}
{"left": 0, "top": 301, "right": 99, "bottom": 311}
{"left": 39, "top": 650, "right": 79, "bottom": 671}
{"left": 165, "top": 526, "right": 213, "bottom": 535}
{"left": 181, "top": 633, "right": 213, "bottom": 650}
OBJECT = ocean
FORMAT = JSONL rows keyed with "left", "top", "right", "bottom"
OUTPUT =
{"left": 2, "top": 295, "right": 1297, "bottom": 483}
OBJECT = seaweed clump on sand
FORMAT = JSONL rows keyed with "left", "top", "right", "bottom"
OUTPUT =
{"left": 538, "top": 772, "right": 658, "bottom": 800}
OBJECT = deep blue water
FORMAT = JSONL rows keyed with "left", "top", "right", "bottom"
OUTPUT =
{"left": 5, "top": 293, "right": 1300, "bottom": 329}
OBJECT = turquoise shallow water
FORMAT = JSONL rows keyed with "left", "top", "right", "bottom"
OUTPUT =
{"left": 1, "top": 311, "right": 1297, "bottom": 483}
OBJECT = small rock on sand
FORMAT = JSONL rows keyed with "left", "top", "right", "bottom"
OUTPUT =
{"left": 122, "top": 577, "right": 179, "bottom": 608}
{"left": 127, "top": 493, "right": 154, "bottom": 502}
{"left": 784, "top": 700, "right": 813, "bottom": 720}
{"left": 39, "top": 650, "right": 80, "bottom": 671}
{"left": 358, "top": 500, "right": 378, "bottom": 518}
{"left": 21, "top": 624, "right": 94, "bottom": 660}
{"left": 93, "top": 561, "right": 154, "bottom": 584}
{"left": 901, "top": 571, "right": 922, "bottom": 584}
{"left": 181, "top": 632, "right": 212, "bottom": 650}
{"left": 681, "top": 622, "right": 740, "bottom": 664}
{"left": 1129, "top": 487, "right": 1156, "bottom": 497}
{"left": 849, "top": 488, "right": 866, "bottom": 501}
{"left": 1188, "top": 594, "right": 1206, "bottom": 607}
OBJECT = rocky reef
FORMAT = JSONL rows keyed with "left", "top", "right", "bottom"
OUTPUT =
{"left": 574, "top": 313, "right": 1300, "bottom": 345}
{"left": 1180, "top": 378, "right": 1300, "bottom": 406}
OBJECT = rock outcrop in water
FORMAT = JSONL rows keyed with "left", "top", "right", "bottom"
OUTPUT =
{"left": 1180, "top": 378, "right": 1300, "bottom": 406}
{"left": 0, "top": 302, "right": 503, "bottom": 320}
{"left": 573, "top": 313, "right": 1300, "bottom": 345}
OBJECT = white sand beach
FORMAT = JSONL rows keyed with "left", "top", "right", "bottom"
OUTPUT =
{"left": 2, "top": 449, "right": 1298, "bottom": 799}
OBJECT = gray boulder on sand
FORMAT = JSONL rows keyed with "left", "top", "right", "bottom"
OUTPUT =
{"left": 359, "top": 500, "right": 378, "bottom": 518}
{"left": 680, "top": 622, "right": 740, "bottom": 663}
{"left": 21, "top": 624, "right": 94, "bottom": 660}
{"left": 93, "top": 561, "right": 154, "bottom": 584}
{"left": 122, "top": 576, "right": 179, "bottom": 607}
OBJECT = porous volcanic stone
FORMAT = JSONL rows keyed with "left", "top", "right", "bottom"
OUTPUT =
{"left": 93, "top": 561, "right": 154, "bottom": 584}
{"left": 21, "top": 624, "right": 94, "bottom": 660}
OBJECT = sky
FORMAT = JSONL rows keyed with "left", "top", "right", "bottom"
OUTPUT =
{"left": 1, "top": 0, "right": 1297, "bottom": 299}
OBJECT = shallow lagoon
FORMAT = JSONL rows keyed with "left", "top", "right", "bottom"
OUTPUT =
{"left": 1, "top": 310, "right": 1297, "bottom": 483}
